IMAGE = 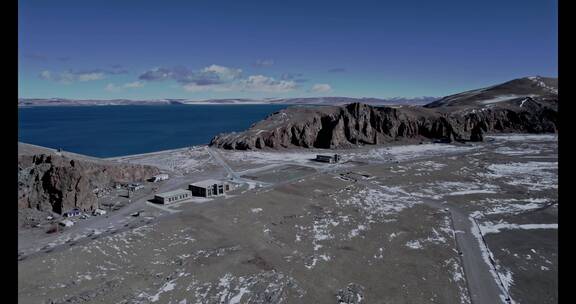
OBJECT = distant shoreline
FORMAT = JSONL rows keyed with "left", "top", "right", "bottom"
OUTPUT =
{"left": 17, "top": 97, "right": 437, "bottom": 108}
{"left": 19, "top": 133, "right": 558, "bottom": 162}
{"left": 18, "top": 102, "right": 279, "bottom": 107}
{"left": 105, "top": 145, "right": 207, "bottom": 160}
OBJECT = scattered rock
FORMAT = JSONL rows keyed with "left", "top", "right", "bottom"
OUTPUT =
{"left": 243, "top": 255, "right": 275, "bottom": 271}
{"left": 337, "top": 283, "right": 365, "bottom": 304}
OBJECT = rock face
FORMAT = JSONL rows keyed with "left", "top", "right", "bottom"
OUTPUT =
{"left": 18, "top": 148, "right": 160, "bottom": 214}
{"left": 210, "top": 98, "right": 557, "bottom": 150}
{"left": 211, "top": 76, "right": 558, "bottom": 150}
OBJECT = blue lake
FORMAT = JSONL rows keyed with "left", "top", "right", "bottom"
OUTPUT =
{"left": 18, "top": 104, "right": 289, "bottom": 158}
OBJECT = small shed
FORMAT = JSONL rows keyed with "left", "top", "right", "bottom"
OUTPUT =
{"left": 316, "top": 154, "right": 341, "bottom": 163}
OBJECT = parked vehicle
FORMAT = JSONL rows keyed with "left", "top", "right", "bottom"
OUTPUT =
{"left": 63, "top": 208, "right": 81, "bottom": 218}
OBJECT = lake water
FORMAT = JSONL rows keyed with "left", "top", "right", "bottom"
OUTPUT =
{"left": 18, "top": 104, "right": 289, "bottom": 158}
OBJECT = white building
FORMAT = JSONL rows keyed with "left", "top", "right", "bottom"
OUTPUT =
{"left": 150, "top": 174, "right": 169, "bottom": 182}
{"left": 154, "top": 189, "right": 192, "bottom": 204}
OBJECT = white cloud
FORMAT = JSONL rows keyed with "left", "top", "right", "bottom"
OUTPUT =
{"left": 140, "top": 64, "right": 243, "bottom": 86}
{"left": 77, "top": 72, "right": 105, "bottom": 82}
{"left": 39, "top": 70, "right": 73, "bottom": 84}
{"left": 39, "top": 70, "right": 52, "bottom": 79}
{"left": 39, "top": 70, "right": 105, "bottom": 84}
{"left": 201, "top": 64, "right": 242, "bottom": 81}
{"left": 139, "top": 64, "right": 299, "bottom": 94}
{"left": 105, "top": 81, "right": 145, "bottom": 92}
{"left": 311, "top": 83, "right": 332, "bottom": 93}
{"left": 240, "top": 75, "right": 297, "bottom": 93}
{"left": 124, "top": 81, "right": 144, "bottom": 88}
{"left": 105, "top": 83, "right": 120, "bottom": 92}
{"left": 138, "top": 67, "right": 173, "bottom": 81}
{"left": 181, "top": 74, "right": 296, "bottom": 93}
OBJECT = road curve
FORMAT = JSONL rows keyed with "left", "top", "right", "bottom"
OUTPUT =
{"left": 422, "top": 199, "right": 510, "bottom": 304}
{"left": 207, "top": 147, "right": 271, "bottom": 186}
{"left": 352, "top": 173, "right": 509, "bottom": 304}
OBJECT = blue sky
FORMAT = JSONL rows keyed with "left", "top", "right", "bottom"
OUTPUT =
{"left": 18, "top": 0, "right": 557, "bottom": 99}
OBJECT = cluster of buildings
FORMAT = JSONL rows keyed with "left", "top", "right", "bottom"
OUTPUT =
{"left": 57, "top": 174, "right": 231, "bottom": 227}
{"left": 153, "top": 179, "right": 230, "bottom": 205}
{"left": 57, "top": 155, "right": 342, "bottom": 228}
{"left": 59, "top": 207, "right": 107, "bottom": 227}
{"left": 153, "top": 155, "right": 339, "bottom": 205}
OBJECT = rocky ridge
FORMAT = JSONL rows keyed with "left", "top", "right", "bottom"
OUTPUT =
{"left": 18, "top": 144, "right": 160, "bottom": 215}
{"left": 210, "top": 77, "right": 558, "bottom": 150}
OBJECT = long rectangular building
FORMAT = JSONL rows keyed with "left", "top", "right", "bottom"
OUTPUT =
{"left": 154, "top": 189, "right": 192, "bottom": 204}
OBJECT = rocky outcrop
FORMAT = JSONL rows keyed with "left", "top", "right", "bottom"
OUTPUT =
{"left": 18, "top": 152, "right": 160, "bottom": 214}
{"left": 210, "top": 98, "right": 558, "bottom": 150}
{"left": 337, "top": 283, "right": 365, "bottom": 304}
{"left": 448, "top": 97, "right": 558, "bottom": 135}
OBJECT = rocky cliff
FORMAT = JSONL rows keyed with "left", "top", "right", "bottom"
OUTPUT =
{"left": 18, "top": 144, "right": 160, "bottom": 214}
{"left": 210, "top": 97, "right": 557, "bottom": 150}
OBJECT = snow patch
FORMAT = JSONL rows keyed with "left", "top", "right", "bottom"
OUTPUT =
{"left": 479, "top": 221, "right": 558, "bottom": 234}
{"left": 485, "top": 134, "right": 557, "bottom": 142}
{"left": 484, "top": 162, "right": 557, "bottom": 191}
{"left": 406, "top": 240, "right": 423, "bottom": 249}
{"left": 148, "top": 280, "right": 176, "bottom": 302}
{"left": 478, "top": 94, "right": 524, "bottom": 104}
{"left": 251, "top": 208, "right": 263, "bottom": 213}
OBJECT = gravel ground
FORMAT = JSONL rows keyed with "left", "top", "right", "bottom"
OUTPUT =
{"left": 18, "top": 134, "right": 557, "bottom": 304}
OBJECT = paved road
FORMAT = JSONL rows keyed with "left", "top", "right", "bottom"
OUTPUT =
{"left": 207, "top": 147, "right": 272, "bottom": 187}
{"left": 422, "top": 200, "right": 510, "bottom": 304}
{"left": 207, "top": 147, "right": 359, "bottom": 191}
{"left": 350, "top": 171, "right": 510, "bottom": 304}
